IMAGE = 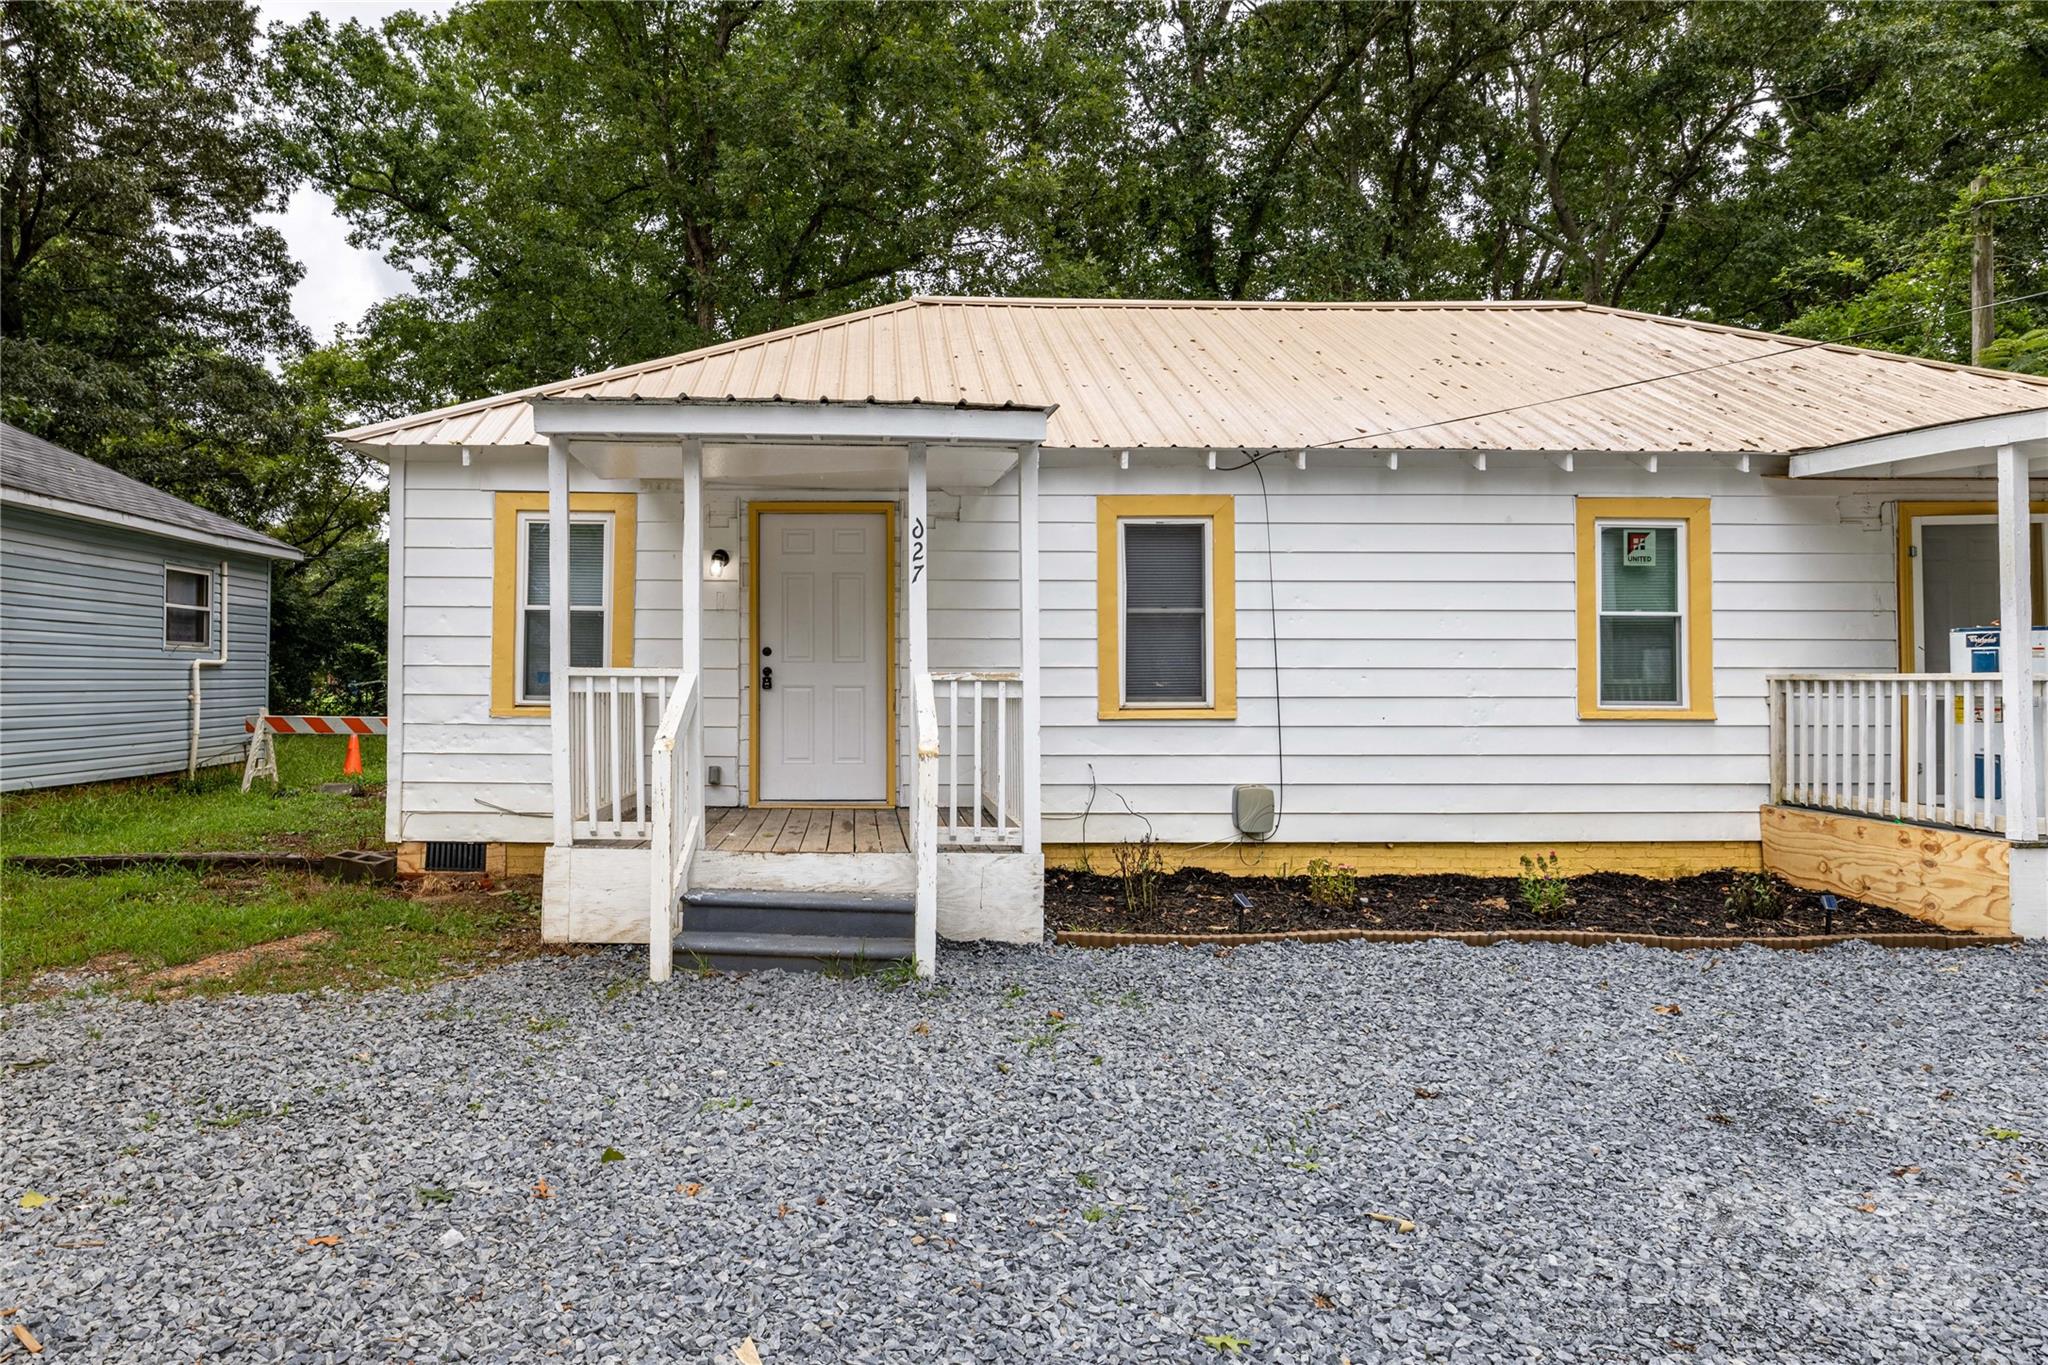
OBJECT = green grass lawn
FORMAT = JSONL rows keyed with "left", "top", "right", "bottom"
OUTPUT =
{"left": 0, "top": 738, "right": 562, "bottom": 997}
{"left": 1, "top": 866, "right": 549, "bottom": 997}
{"left": 0, "top": 736, "right": 387, "bottom": 858}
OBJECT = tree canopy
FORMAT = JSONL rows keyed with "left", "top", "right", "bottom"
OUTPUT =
{"left": 4, "top": 0, "right": 2045, "bottom": 707}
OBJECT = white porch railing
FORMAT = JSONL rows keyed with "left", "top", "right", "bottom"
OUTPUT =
{"left": 567, "top": 668, "right": 679, "bottom": 842}
{"left": 911, "top": 673, "right": 940, "bottom": 979}
{"left": 1768, "top": 673, "right": 2048, "bottom": 835}
{"left": 930, "top": 671, "right": 1024, "bottom": 849}
{"left": 647, "top": 670, "right": 703, "bottom": 983}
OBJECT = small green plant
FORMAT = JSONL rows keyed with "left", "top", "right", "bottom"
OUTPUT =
{"left": 876, "top": 959, "right": 919, "bottom": 993}
{"left": 601, "top": 978, "right": 641, "bottom": 1003}
{"left": 1517, "top": 851, "right": 1569, "bottom": 919}
{"left": 1723, "top": 872, "right": 1783, "bottom": 921}
{"left": 1081, "top": 1205, "right": 1106, "bottom": 1223}
{"left": 198, "top": 1107, "right": 260, "bottom": 1130}
{"left": 701, "top": 1096, "right": 755, "bottom": 1113}
{"left": 1075, "top": 1170, "right": 1100, "bottom": 1190}
{"left": 417, "top": 1186, "right": 456, "bottom": 1205}
{"left": 600, "top": 1146, "right": 626, "bottom": 1163}
{"left": 1984, "top": 1126, "right": 2023, "bottom": 1141}
{"left": 1021, "top": 1015, "right": 1074, "bottom": 1053}
{"left": 1200, "top": 1334, "right": 1252, "bottom": 1355}
{"left": 1305, "top": 858, "right": 1358, "bottom": 910}
{"left": 525, "top": 1014, "right": 568, "bottom": 1035}
{"left": 1112, "top": 835, "right": 1164, "bottom": 916}
{"left": 1001, "top": 982, "right": 1027, "bottom": 1008}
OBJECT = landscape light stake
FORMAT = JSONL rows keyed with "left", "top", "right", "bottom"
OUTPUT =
{"left": 1233, "top": 891, "right": 1252, "bottom": 934}
{"left": 1821, "top": 894, "right": 1838, "bottom": 935}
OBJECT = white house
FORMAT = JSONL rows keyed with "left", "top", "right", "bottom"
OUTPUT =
{"left": 335, "top": 298, "right": 2048, "bottom": 977}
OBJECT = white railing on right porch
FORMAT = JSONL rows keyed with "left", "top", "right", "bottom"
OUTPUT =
{"left": 1768, "top": 673, "right": 2048, "bottom": 835}
{"left": 911, "top": 673, "right": 940, "bottom": 979}
{"left": 646, "top": 669, "right": 703, "bottom": 983}
{"left": 929, "top": 671, "right": 1024, "bottom": 849}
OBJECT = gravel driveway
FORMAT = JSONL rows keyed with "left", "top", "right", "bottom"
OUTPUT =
{"left": 5, "top": 940, "right": 2046, "bottom": 1363}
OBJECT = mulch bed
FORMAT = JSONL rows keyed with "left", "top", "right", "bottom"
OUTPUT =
{"left": 1047, "top": 867, "right": 1953, "bottom": 940}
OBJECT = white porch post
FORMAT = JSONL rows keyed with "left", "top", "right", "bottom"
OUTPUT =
{"left": 680, "top": 437, "right": 704, "bottom": 719}
{"left": 907, "top": 442, "right": 935, "bottom": 973}
{"left": 548, "top": 435, "right": 573, "bottom": 847}
{"left": 1018, "top": 441, "right": 1042, "bottom": 856}
{"left": 1996, "top": 443, "right": 2038, "bottom": 844}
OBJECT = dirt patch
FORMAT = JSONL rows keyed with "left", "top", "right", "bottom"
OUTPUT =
{"left": 145, "top": 931, "right": 338, "bottom": 991}
{"left": 1047, "top": 867, "right": 1952, "bottom": 939}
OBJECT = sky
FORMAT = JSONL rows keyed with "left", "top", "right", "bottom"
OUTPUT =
{"left": 255, "top": 2, "right": 440, "bottom": 341}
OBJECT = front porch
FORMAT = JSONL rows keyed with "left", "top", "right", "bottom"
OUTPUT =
{"left": 530, "top": 396, "right": 1050, "bottom": 979}
{"left": 1764, "top": 412, "right": 2047, "bottom": 936}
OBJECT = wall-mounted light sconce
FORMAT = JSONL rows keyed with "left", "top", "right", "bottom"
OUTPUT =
{"left": 709, "top": 548, "right": 730, "bottom": 578}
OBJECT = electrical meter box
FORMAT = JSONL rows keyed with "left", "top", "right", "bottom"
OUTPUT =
{"left": 1233, "top": 784, "right": 1276, "bottom": 837}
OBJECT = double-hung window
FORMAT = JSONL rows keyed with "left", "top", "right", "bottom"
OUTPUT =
{"left": 515, "top": 513, "right": 612, "bottom": 705}
{"left": 1575, "top": 497, "right": 1714, "bottom": 720}
{"left": 1096, "top": 495, "right": 1236, "bottom": 719}
{"left": 164, "top": 566, "right": 211, "bottom": 647}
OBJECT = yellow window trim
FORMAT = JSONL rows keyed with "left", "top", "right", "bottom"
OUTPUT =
{"left": 1894, "top": 500, "right": 2048, "bottom": 672}
{"left": 744, "top": 500, "right": 899, "bottom": 809}
{"left": 491, "top": 491, "right": 638, "bottom": 718}
{"left": 1096, "top": 494, "right": 1237, "bottom": 720}
{"left": 1575, "top": 496, "right": 1714, "bottom": 721}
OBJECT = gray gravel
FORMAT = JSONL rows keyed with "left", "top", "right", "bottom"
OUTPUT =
{"left": 5, "top": 939, "right": 2046, "bottom": 1363}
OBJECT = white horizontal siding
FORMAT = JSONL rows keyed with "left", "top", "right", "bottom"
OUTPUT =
{"left": 391, "top": 443, "right": 2036, "bottom": 852}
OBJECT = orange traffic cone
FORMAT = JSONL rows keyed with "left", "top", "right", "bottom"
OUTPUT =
{"left": 342, "top": 733, "right": 363, "bottom": 777}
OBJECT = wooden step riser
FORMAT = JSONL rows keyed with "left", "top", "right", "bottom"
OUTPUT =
{"left": 682, "top": 905, "right": 913, "bottom": 938}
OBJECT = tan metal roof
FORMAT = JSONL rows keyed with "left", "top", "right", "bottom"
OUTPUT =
{"left": 335, "top": 296, "right": 2048, "bottom": 455}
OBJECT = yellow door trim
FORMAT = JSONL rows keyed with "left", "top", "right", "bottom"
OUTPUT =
{"left": 746, "top": 501, "right": 899, "bottom": 808}
{"left": 1574, "top": 496, "right": 1715, "bottom": 720}
{"left": 1894, "top": 500, "right": 2048, "bottom": 672}
{"left": 490, "top": 491, "right": 637, "bottom": 717}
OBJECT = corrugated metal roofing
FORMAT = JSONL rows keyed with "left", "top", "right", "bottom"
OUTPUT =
{"left": 0, "top": 423, "right": 302, "bottom": 560}
{"left": 334, "top": 297, "right": 2048, "bottom": 455}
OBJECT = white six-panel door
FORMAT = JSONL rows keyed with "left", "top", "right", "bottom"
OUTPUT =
{"left": 756, "top": 511, "right": 889, "bottom": 802}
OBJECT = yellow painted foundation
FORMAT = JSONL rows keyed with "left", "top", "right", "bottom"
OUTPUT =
{"left": 1044, "top": 841, "right": 1763, "bottom": 878}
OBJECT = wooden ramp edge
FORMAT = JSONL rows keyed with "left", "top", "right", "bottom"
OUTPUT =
{"left": 1759, "top": 804, "right": 2010, "bottom": 936}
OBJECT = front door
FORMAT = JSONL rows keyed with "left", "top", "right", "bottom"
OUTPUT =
{"left": 755, "top": 508, "right": 890, "bottom": 803}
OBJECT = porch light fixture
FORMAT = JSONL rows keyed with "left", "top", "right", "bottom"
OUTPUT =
{"left": 709, "top": 548, "right": 730, "bottom": 577}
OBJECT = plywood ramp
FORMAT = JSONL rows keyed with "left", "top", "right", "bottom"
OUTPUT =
{"left": 1045, "top": 841, "right": 1761, "bottom": 878}
{"left": 1759, "top": 804, "right": 2010, "bottom": 935}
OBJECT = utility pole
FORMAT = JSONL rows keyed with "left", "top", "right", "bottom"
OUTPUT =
{"left": 1970, "top": 173, "right": 1994, "bottom": 364}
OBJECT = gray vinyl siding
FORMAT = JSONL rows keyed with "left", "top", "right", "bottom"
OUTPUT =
{"left": 0, "top": 505, "right": 273, "bottom": 791}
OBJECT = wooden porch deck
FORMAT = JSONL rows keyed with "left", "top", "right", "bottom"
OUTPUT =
{"left": 707, "top": 805, "right": 909, "bottom": 854}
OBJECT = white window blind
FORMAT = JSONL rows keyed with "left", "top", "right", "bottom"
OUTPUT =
{"left": 1122, "top": 520, "right": 1208, "bottom": 705}
{"left": 1597, "top": 524, "right": 1682, "bottom": 705}
{"left": 165, "top": 567, "right": 210, "bottom": 646}
{"left": 520, "top": 518, "right": 608, "bottom": 702}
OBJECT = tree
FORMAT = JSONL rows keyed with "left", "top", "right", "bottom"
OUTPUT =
{"left": 2, "top": 0, "right": 391, "bottom": 709}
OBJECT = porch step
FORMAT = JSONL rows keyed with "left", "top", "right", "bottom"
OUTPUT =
{"left": 681, "top": 887, "right": 913, "bottom": 939}
{"left": 673, "top": 928, "right": 913, "bottom": 974}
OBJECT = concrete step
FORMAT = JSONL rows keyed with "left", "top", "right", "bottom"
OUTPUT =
{"left": 673, "top": 929, "right": 913, "bottom": 974}
{"left": 681, "top": 887, "right": 914, "bottom": 938}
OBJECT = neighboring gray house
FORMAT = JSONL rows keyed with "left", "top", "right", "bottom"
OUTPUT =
{"left": 0, "top": 423, "right": 302, "bottom": 792}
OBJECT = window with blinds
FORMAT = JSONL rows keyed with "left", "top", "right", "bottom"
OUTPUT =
{"left": 1596, "top": 523, "right": 1683, "bottom": 705}
{"left": 1121, "top": 520, "right": 1209, "bottom": 706}
{"left": 519, "top": 516, "right": 609, "bottom": 703}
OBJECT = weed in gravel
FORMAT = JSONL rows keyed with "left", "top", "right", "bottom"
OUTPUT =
{"left": 1075, "top": 1170, "right": 1100, "bottom": 1190}
{"left": 526, "top": 1014, "right": 568, "bottom": 1035}
{"left": 1081, "top": 1205, "right": 1106, "bottom": 1223}
{"left": 877, "top": 959, "right": 918, "bottom": 992}
{"left": 1517, "top": 852, "right": 1570, "bottom": 919}
{"left": 1200, "top": 1334, "right": 1252, "bottom": 1355}
{"left": 417, "top": 1187, "right": 455, "bottom": 1205}
{"left": 198, "top": 1108, "right": 259, "bottom": 1130}
{"left": 702, "top": 1096, "right": 754, "bottom": 1113}
{"left": 1021, "top": 1015, "right": 1074, "bottom": 1053}
{"left": 1001, "top": 982, "right": 1027, "bottom": 1008}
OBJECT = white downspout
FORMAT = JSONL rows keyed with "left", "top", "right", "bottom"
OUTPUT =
{"left": 186, "top": 560, "right": 230, "bottom": 779}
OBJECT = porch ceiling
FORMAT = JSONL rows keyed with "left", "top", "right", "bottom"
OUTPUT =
{"left": 1789, "top": 409, "right": 2048, "bottom": 479}
{"left": 568, "top": 437, "right": 1021, "bottom": 489}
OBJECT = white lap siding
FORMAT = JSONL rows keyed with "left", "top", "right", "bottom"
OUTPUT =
{"left": 1033, "top": 453, "right": 1961, "bottom": 847}
{"left": 395, "top": 452, "right": 684, "bottom": 843}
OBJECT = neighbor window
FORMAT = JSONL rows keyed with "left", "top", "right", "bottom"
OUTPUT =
{"left": 165, "top": 566, "right": 211, "bottom": 647}
{"left": 1096, "top": 495, "right": 1236, "bottom": 719}
{"left": 516, "top": 514, "right": 611, "bottom": 705}
{"left": 1575, "top": 498, "right": 1714, "bottom": 720}
{"left": 489, "top": 491, "right": 639, "bottom": 717}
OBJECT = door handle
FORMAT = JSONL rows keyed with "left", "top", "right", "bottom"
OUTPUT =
{"left": 761, "top": 665, "right": 773, "bottom": 692}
